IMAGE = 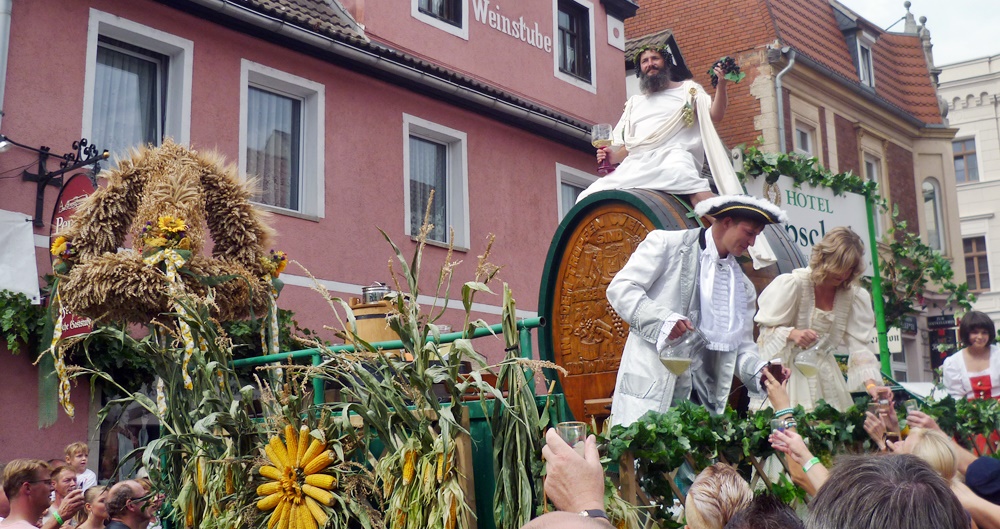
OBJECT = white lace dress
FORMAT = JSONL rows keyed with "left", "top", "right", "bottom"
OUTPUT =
{"left": 753, "top": 268, "right": 882, "bottom": 412}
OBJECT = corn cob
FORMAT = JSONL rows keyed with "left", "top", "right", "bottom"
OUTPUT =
{"left": 296, "top": 425, "right": 311, "bottom": 467}
{"left": 277, "top": 499, "right": 291, "bottom": 529}
{"left": 304, "top": 497, "right": 329, "bottom": 528}
{"left": 287, "top": 502, "right": 298, "bottom": 529}
{"left": 196, "top": 457, "right": 206, "bottom": 494}
{"left": 301, "top": 484, "right": 335, "bottom": 506}
{"left": 298, "top": 499, "right": 318, "bottom": 529}
{"left": 402, "top": 450, "right": 416, "bottom": 485}
{"left": 284, "top": 424, "right": 298, "bottom": 460}
{"left": 257, "top": 491, "right": 283, "bottom": 511}
{"left": 257, "top": 481, "right": 282, "bottom": 496}
{"left": 259, "top": 465, "right": 283, "bottom": 481}
{"left": 298, "top": 439, "right": 326, "bottom": 469}
{"left": 304, "top": 473, "right": 336, "bottom": 490}
{"left": 268, "top": 499, "right": 287, "bottom": 529}
{"left": 269, "top": 436, "right": 290, "bottom": 468}
{"left": 303, "top": 450, "right": 333, "bottom": 475}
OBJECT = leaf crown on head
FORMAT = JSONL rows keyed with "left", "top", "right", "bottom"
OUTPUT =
{"left": 632, "top": 44, "right": 671, "bottom": 68}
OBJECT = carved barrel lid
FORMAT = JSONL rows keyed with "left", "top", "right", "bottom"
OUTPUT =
{"left": 537, "top": 189, "right": 806, "bottom": 422}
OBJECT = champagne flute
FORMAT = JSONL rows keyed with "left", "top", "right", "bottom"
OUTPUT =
{"left": 591, "top": 123, "right": 614, "bottom": 175}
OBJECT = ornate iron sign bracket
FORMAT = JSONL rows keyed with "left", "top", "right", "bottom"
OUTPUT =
{"left": 18, "top": 137, "right": 108, "bottom": 227}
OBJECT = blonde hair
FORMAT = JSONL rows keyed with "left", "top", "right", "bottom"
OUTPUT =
{"left": 65, "top": 442, "right": 89, "bottom": 458}
{"left": 809, "top": 227, "right": 865, "bottom": 288}
{"left": 908, "top": 428, "right": 958, "bottom": 481}
{"left": 2, "top": 459, "right": 50, "bottom": 499}
{"left": 685, "top": 463, "right": 753, "bottom": 529}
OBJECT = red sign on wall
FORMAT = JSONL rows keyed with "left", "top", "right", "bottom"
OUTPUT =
{"left": 50, "top": 173, "right": 95, "bottom": 339}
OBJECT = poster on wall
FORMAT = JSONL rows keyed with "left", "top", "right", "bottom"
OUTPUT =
{"left": 50, "top": 173, "right": 95, "bottom": 339}
{"left": 744, "top": 174, "right": 874, "bottom": 276}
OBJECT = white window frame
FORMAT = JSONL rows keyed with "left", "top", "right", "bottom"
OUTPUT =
{"left": 402, "top": 114, "right": 470, "bottom": 250}
{"left": 922, "top": 178, "right": 945, "bottom": 252}
{"left": 239, "top": 60, "right": 325, "bottom": 219}
{"left": 556, "top": 163, "right": 596, "bottom": 220}
{"left": 857, "top": 32, "right": 876, "bottom": 88}
{"left": 793, "top": 121, "right": 815, "bottom": 156}
{"left": 412, "top": 0, "right": 469, "bottom": 40}
{"left": 961, "top": 233, "right": 992, "bottom": 293}
{"left": 82, "top": 9, "right": 192, "bottom": 149}
{"left": 864, "top": 153, "right": 883, "bottom": 238}
{"left": 552, "top": 0, "right": 597, "bottom": 94}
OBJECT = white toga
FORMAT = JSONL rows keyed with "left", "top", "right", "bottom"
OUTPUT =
{"left": 577, "top": 86, "right": 711, "bottom": 200}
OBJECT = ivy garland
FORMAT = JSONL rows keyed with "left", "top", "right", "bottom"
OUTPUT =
{"left": 602, "top": 396, "right": 1000, "bottom": 526}
{"left": 739, "top": 146, "right": 975, "bottom": 331}
{"left": 0, "top": 290, "right": 46, "bottom": 353}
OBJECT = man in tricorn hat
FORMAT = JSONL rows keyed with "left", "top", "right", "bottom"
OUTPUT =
{"left": 577, "top": 39, "right": 734, "bottom": 206}
{"left": 606, "top": 195, "right": 788, "bottom": 426}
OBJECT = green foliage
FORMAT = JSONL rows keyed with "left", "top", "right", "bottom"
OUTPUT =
{"left": 223, "top": 308, "right": 327, "bottom": 360}
{"left": 740, "top": 146, "right": 976, "bottom": 330}
{"left": 0, "top": 290, "right": 46, "bottom": 352}
{"left": 924, "top": 396, "right": 1000, "bottom": 453}
{"left": 602, "top": 399, "right": 880, "bottom": 524}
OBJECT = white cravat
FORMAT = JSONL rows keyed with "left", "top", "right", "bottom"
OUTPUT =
{"left": 698, "top": 227, "right": 744, "bottom": 351}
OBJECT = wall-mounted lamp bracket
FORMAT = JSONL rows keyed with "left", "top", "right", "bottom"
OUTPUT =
{"left": 19, "top": 137, "right": 108, "bottom": 227}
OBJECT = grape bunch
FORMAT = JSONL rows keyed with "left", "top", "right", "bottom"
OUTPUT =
{"left": 708, "top": 56, "right": 744, "bottom": 88}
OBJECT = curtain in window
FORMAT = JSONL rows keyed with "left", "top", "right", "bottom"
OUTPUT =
{"left": 561, "top": 182, "right": 584, "bottom": 220}
{"left": 409, "top": 136, "right": 447, "bottom": 242}
{"left": 247, "top": 87, "right": 301, "bottom": 211}
{"left": 93, "top": 45, "right": 159, "bottom": 158}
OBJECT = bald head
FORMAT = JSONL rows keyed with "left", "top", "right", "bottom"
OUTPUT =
{"left": 522, "top": 511, "right": 611, "bottom": 529}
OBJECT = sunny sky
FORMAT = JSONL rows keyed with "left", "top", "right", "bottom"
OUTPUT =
{"left": 836, "top": 0, "right": 1000, "bottom": 66}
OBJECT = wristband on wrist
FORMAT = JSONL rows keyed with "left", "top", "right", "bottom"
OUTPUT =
{"left": 774, "top": 408, "right": 794, "bottom": 418}
{"left": 784, "top": 419, "right": 798, "bottom": 429}
{"left": 866, "top": 382, "right": 877, "bottom": 390}
{"left": 580, "top": 509, "right": 610, "bottom": 521}
{"left": 802, "top": 456, "right": 821, "bottom": 473}
{"left": 53, "top": 512, "right": 64, "bottom": 526}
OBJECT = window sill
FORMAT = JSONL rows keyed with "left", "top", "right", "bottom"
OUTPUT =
{"left": 253, "top": 203, "right": 322, "bottom": 222}
{"left": 410, "top": 234, "right": 469, "bottom": 253}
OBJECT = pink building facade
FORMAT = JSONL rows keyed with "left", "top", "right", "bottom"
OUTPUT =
{"left": 0, "top": 0, "right": 635, "bottom": 469}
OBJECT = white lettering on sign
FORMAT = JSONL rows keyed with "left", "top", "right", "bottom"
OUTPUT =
{"left": 472, "top": 0, "right": 553, "bottom": 53}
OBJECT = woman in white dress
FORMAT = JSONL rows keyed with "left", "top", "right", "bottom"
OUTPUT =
{"left": 754, "top": 227, "right": 884, "bottom": 411}
{"left": 942, "top": 311, "right": 1000, "bottom": 401}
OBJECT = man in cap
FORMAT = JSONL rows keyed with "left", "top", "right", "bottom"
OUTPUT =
{"left": 606, "top": 195, "right": 787, "bottom": 426}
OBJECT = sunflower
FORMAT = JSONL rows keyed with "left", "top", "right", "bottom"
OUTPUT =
{"left": 158, "top": 215, "right": 187, "bottom": 233}
{"left": 257, "top": 425, "right": 336, "bottom": 529}
{"left": 51, "top": 236, "right": 68, "bottom": 257}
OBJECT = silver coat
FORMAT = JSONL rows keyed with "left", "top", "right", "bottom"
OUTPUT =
{"left": 606, "top": 228, "right": 767, "bottom": 426}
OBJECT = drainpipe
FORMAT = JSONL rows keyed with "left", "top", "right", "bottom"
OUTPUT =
{"left": 0, "top": 0, "right": 11, "bottom": 131}
{"left": 775, "top": 48, "right": 796, "bottom": 153}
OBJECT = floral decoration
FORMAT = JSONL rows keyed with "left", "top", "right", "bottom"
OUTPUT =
{"left": 141, "top": 216, "right": 192, "bottom": 253}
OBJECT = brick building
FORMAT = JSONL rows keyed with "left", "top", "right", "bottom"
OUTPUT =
{"left": 622, "top": 0, "right": 963, "bottom": 383}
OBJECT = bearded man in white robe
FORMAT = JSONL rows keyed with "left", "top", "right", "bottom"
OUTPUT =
{"left": 578, "top": 44, "right": 732, "bottom": 205}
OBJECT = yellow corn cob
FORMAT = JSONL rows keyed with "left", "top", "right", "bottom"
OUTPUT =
{"left": 436, "top": 452, "right": 444, "bottom": 483}
{"left": 260, "top": 465, "right": 283, "bottom": 481}
{"left": 284, "top": 425, "right": 298, "bottom": 460}
{"left": 268, "top": 499, "right": 287, "bottom": 529}
{"left": 257, "top": 491, "right": 283, "bottom": 511}
{"left": 402, "top": 450, "right": 416, "bottom": 485}
{"left": 196, "top": 457, "right": 206, "bottom": 494}
{"left": 269, "top": 436, "right": 290, "bottom": 468}
{"left": 257, "top": 481, "right": 282, "bottom": 496}
{"left": 185, "top": 501, "right": 195, "bottom": 528}
{"left": 225, "top": 464, "right": 234, "bottom": 495}
{"left": 298, "top": 439, "right": 326, "bottom": 469}
{"left": 304, "top": 473, "right": 336, "bottom": 490}
{"left": 301, "top": 484, "right": 335, "bottom": 506}
{"left": 298, "top": 499, "right": 318, "bottom": 529}
{"left": 287, "top": 502, "right": 298, "bottom": 529}
{"left": 265, "top": 444, "right": 284, "bottom": 471}
{"left": 303, "top": 450, "right": 333, "bottom": 475}
{"left": 296, "top": 425, "right": 311, "bottom": 467}
{"left": 304, "top": 497, "right": 329, "bottom": 528}
{"left": 277, "top": 499, "right": 291, "bottom": 529}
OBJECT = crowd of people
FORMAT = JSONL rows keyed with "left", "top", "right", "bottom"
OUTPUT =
{"left": 0, "top": 443, "right": 161, "bottom": 529}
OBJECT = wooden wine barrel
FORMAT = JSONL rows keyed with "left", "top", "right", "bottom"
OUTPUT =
{"left": 537, "top": 189, "right": 806, "bottom": 422}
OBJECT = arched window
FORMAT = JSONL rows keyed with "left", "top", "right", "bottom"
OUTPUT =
{"left": 922, "top": 179, "right": 944, "bottom": 252}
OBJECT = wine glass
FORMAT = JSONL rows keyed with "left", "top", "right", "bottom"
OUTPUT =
{"left": 556, "top": 421, "right": 588, "bottom": 456}
{"left": 591, "top": 123, "right": 614, "bottom": 175}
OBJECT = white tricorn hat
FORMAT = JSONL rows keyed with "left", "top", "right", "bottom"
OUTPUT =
{"left": 694, "top": 195, "right": 788, "bottom": 225}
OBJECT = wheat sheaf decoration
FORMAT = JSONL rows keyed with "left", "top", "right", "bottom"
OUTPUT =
{"left": 55, "top": 139, "right": 275, "bottom": 324}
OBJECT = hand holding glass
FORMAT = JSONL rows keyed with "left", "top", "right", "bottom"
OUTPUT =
{"left": 555, "top": 421, "right": 588, "bottom": 456}
{"left": 592, "top": 124, "right": 614, "bottom": 175}
{"left": 659, "top": 328, "right": 707, "bottom": 375}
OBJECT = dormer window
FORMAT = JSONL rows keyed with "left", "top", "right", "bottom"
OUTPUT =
{"left": 857, "top": 31, "right": 876, "bottom": 87}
